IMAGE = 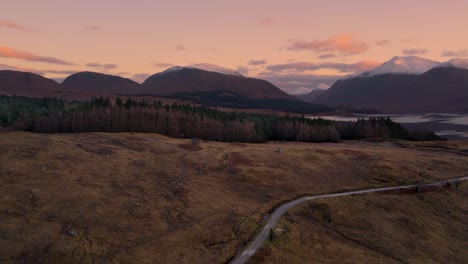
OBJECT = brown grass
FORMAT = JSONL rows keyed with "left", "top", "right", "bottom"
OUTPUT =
{"left": 177, "top": 143, "right": 203, "bottom": 151}
{"left": 0, "top": 132, "right": 467, "bottom": 263}
{"left": 255, "top": 184, "right": 468, "bottom": 264}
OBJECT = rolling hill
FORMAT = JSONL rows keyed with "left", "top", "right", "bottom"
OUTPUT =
{"left": 0, "top": 70, "right": 88, "bottom": 99}
{"left": 135, "top": 65, "right": 329, "bottom": 113}
{"left": 62, "top": 71, "right": 140, "bottom": 95}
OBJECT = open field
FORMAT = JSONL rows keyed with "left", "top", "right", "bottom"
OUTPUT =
{"left": 253, "top": 183, "right": 468, "bottom": 264}
{"left": 1, "top": 132, "right": 467, "bottom": 263}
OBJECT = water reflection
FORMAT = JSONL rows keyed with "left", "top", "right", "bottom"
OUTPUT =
{"left": 442, "top": 116, "right": 468, "bottom": 125}
{"left": 308, "top": 113, "right": 468, "bottom": 140}
{"left": 436, "top": 130, "right": 468, "bottom": 138}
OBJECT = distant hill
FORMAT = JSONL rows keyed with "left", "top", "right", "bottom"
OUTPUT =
{"left": 0, "top": 70, "right": 87, "bottom": 99}
{"left": 63, "top": 71, "right": 140, "bottom": 95}
{"left": 296, "top": 89, "right": 327, "bottom": 102}
{"left": 141, "top": 66, "right": 292, "bottom": 99}
{"left": 0, "top": 66, "right": 331, "bottom": 114}
{"left": 314, "top": 57, "right": 468, "bottom": 113}
{"left": 135, "top": 65, "right": 329, "bottom": 113}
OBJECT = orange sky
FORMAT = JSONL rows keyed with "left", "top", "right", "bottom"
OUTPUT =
{"left": 1, "top": 0, "right": 468, "bottom": 93}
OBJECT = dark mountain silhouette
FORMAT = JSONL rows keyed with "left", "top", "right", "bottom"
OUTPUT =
{"left": 142, "top": 67, "right": 293, "bottom": 99}
{"left": 0, "top": 70, "right": 88, "bottom": 99}
{"left": 314, "top": 66, "right": 468, "bottom": 113}
{"left": 0, "top": 68, "right": 330, "bottom": 113}
{"left": 401, "top": 66, "right": 468, "bottom": 113}
{"left": 314, "top": 74, "right": 419, "bottom": 113}
{"left": 135, "top": 67, "right": 329, "bottom": 113}
{"left": 63, "top": 71, "right": 140, "bottom": 95}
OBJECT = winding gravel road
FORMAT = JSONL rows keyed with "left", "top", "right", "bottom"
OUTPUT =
{"left": 231, "top": 176, "right": 468, "bottom": 264}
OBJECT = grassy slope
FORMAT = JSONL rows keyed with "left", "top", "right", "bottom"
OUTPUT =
{"left": 0, "top": 132, "right": 467, "bottom": 263}
{"left": 253, "top": 184, "right": 468, "bottom": 264}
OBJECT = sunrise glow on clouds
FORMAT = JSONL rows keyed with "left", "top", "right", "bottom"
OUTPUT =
{"left": 1, "top": 0, "right": 468, "bottom": 93}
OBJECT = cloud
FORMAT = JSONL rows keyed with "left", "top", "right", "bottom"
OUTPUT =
{"left": 176, "top": 45, "right": 185, "bottom": 51}
{"left": 83, "top": 26, "right": 101, "bottom": 31}
{"left": 236, "top": 66, "right": 249, "bottom": 75}
{"left": 376, "top": 40, "right": 390, "bottom": 46}
{"left": 248, "top": 60, "right": 267, "bottom": 66}
{"left": 256, "top": 72, "right": 341, "bottom": 94}
{"left": 0, "top": 63, "right": 34, "bottom": 72}
{"left": 51, "top": 77, "right": 66, "bottom": 83}
{"left": 400, "top": 38, "right": 419, "bottom": 43}
{"left": 43, "top": 69, "right": 80, "bottom": 75}
{"left": 402, "top": 48, "right": 428, "bottom": 55}
{"left": 0, "top": 63, "right": 79, "bottom": 76}
{"left": 441, "top": 49, "right": 468, "bottom": 57}
{"left": 154, "top": 62, "right": 174, "bottom": 68}
{"left": 258, "top": 17, "right": 275, "bottom": 26}
{"left": 317, "top": 53, "right": 337, "bottom": 59}
{"left": 287, "top": 34, "right": 368, "bottom": 55}
{"left": 86, "top": 62, "right": 118, "bottom": 70}
{"left": 265, "top": 60, "right": 379, "bottom": 74}
{"left": 0, "top": 45, "right": 75, "bottom": 65}
{"left": 0, "top": 20, "right": 28, "bottom": 32}
{"left": 132, "top": 73, "right": 151, "bottom": 83}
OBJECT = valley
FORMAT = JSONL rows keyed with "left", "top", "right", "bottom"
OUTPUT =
{"left": 3, "top": 2, "right": 468, "bottom": 263}
{"left": 1, "top": 132, "right": 467, "bottom": 263}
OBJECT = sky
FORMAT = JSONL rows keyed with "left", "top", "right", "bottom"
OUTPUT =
{"left": 1, "top": 0, "right": 468, "bottom": 94}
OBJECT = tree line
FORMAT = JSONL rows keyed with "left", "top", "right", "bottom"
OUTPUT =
{"left": 0, "top": 95, "right": 442, "bottom": 142}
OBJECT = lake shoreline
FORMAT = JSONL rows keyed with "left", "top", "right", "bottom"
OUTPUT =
{"left": 307, "top": 113, "right": 468, "bottom": 140}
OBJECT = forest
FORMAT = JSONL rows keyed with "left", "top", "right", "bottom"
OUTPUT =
{"left": 0, "top": 95, "right": 442, "bottom": 142}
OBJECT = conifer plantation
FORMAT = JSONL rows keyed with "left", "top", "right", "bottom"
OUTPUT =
{"left": 0, "top": 95, "right": 441, "bottom": 142}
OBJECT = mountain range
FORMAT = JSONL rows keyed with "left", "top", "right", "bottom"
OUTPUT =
{"left": 308, "top": 56, "right": 468, "bottom": 113}
{"left": 133, "top": 65, "right": 328, "bottom": 112}
{"left": 1, "top": 57, "right": 467, "bottom": 114}
{"left": 0, "top": 64, "right": 328, "bottom": 114}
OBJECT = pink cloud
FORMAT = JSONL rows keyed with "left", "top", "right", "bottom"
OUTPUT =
{"left": 236, "top": 66, "right": 249, "bottom": 75}
{"left": 0, "top": 20, "right": 28, "bottom": 31}
{"left": 256, "top": 72, "right": 340, "bottom": 94}
{"left": 83, "top": 26, "right": 101, "bottom": 31}
{"left": 265, "top": 60, "right": 379, "bottom": 73}
{"left": 0, "top": 45, "right": 75, "bottom": 65}
{"left": 153, "top": 62, "right": 174, "bottom": 68}
{"left": 376, "top": 40, "right": 390, "bottom": 46}
{"left": 402, "top": 48, "right": 428, "bottom": 55}
{"left": 258, "top": 17, "right": 275, "bottom": 26}
{"left": 132, "top": 73, "right": 151, "bottom": 83}
{"left": 248, "top": 60, "right": 267, "bottom": 66}
{"left": 441, "top": 49, "right": 468, "bottom": 57}
{"left": 86, "top": 62, "right": 118, "bottom": 70}
{"left": 0, "top": 63, "right": 80, "bottom": 76}
{"left": 0, "top": 63, "right": 35, "bottom": 72}
{"left": 176, "top": 45, "right": 185, "bottom": 51}
{"left": 43, "top": 69, "right": 80, "bottom": 75}
{"left": 287, "top": 34, "right": 368, "bottom": 55}
{"left": 318, "top": 53, "right": 337, "bottom": 59}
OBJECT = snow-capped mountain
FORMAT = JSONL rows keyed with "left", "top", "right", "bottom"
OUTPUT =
{"left": 314, "top": 56, "right": 468, "bottom": 113}
{"left": 291, "top": 87, "right": 314, "bottom": 95}
{"left": 291, "top": 84, "right": 331, "bottom": 95}
{"left": 359, "top": 56, "right": 440, "bottom": 77}
{"left": 163, "top": 63, "right": 243, "bottom": 77}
